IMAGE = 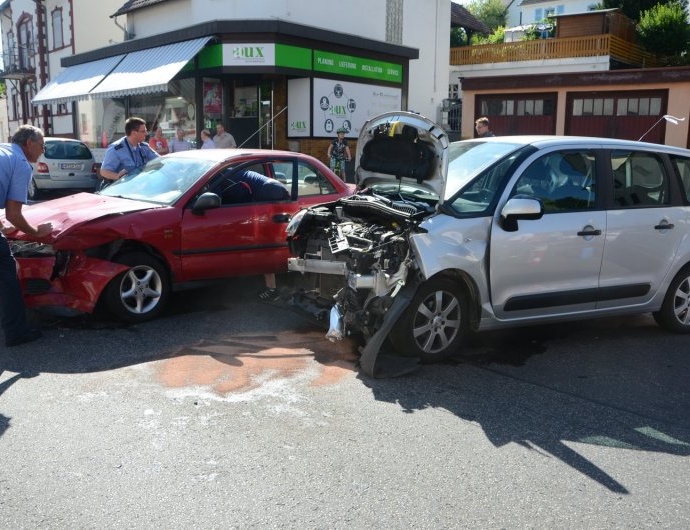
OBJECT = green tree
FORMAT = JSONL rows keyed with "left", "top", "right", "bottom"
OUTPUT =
{"left": 450, "top": 27, "right": 468, "bottom": 47}
{"left": 466, "top": 0, "right": 507, "bottom": 31}
{"left": 637, "top": 1, "right": 690, "bottom": 57}
{"left": 597, "top": 0, "right": 688, "bottom": 22}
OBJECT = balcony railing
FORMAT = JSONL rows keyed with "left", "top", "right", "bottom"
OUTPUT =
{"left": 0, "top": 52, "right": 35, "bottom": 80}
{"left": 450, "top": 34, "right": 662, "bottom": 69}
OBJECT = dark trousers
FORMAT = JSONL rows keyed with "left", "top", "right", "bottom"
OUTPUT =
{"left": 0, "top": 233, "right": 28, "bottom": 343}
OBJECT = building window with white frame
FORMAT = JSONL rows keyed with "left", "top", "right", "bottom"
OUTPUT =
{"left": 51, "top": 8, "right": 64, "bottom": 49}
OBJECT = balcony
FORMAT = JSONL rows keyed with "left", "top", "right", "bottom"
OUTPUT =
{"left": 450, "top": 34, "right": 662, "bottom": 70}
{"left": 0, "top": 52, "right": 35, "bottom": 81}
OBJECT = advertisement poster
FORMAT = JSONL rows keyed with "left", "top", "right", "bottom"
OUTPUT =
{"left": 203, "top": 81, "right": 222, "bottom": 115}
{"left": 312, "top": 78, "right": 401, "bottom": 138}
{"left": 287, "top": 78, "right": 311, "bottom": 137}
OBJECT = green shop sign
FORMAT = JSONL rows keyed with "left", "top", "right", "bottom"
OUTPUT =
{"left": 314, "top": 50, "right": 402, "bottom": 84}
{"left": 198, "top": 43, "right": 403, "bottom": 84}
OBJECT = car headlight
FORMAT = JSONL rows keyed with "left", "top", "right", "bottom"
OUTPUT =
{"left": 286, "top": 208, "right": 307, "bottom": 237}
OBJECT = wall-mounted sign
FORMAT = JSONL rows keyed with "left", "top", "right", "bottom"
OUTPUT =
{"left": 223, "top": 43, "right": 276, "bottom": 66}
{"left": 313, "top": 78, "right": 401, "bottom": 138}
{"left": 314, "top": 50, "right": 402, "bottom": 84}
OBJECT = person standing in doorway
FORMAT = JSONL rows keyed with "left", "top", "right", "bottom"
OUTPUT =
{"left": 100, "top": 117, "right": 159, "bottom": 184}
{"left": 148, "top": 126, "right": 170, "bottom": 155}
{"left": 0, "top": 125, "right": 53, "bottom": 347}
{"left": 170, "top": 128, "right": 192, "bottom": 152}
{"left": 475, "top": 116, "right": 495, "bottom": 138}
{"left": 213, "top": 123, "right": 237, "bottom": 148}
{"left": 327, "top": 127, "right": 352, "bottom": 181}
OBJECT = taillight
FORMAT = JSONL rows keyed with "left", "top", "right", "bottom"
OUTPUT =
{"left": 36, "top": 162, "right": 49, "bottom": 174}
{"left": 91, "top": 163, "right": 100, "bottom": 174}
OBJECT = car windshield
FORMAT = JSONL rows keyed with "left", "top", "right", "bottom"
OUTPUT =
{"left": 444, "top": 142, "right": 532, "bottom": 216}
{"left": 99, "top": 156, "right": 216, "bottom": 205}
{"left": 445, "top": 141, "right": 525, "bottom": 199}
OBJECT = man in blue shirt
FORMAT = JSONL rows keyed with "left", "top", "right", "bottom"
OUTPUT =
{"left": 100, "top": 117, "right": 159, "bottom": 184}
{"left": 0, "top": 125, "right": 53, "bottom": 347}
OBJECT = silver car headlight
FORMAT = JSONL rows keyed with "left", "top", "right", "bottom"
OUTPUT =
{"left": 286, "top": 208, "right": 307, "bottom": 237}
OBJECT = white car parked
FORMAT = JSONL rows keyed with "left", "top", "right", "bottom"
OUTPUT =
{"left": 30, "top": 137, "right": 100, "bottom": 199}
{"left": 286, "top": 111, "right": 690, "bottom": 376}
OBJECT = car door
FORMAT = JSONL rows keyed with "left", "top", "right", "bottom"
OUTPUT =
{"left": 490, "top": 149, "right": 607, "bottom": 319}
{"left": 177, "top": 158, "right": 344, "bottom": 281}
{"left": 597, "top": 149, "right": 687, "bottom": 309}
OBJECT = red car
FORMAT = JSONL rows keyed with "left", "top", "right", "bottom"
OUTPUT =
{"left": 5, "top": 149, "right": 354, "bottom": 322}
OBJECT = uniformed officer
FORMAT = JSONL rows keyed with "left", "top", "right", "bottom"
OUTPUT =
{"left": 100, "top": 117, "right": 159, "bottom": 184}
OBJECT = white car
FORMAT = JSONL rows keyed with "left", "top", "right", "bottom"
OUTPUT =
{"left": 30, "top": 137, "right": 100, "bottom": 199}
{"left": 286, "top": 111, "right": 690, "bottom": 376}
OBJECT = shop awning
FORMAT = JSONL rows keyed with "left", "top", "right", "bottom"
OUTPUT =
{"left": 32, "top": 55, "right": 125, "bottom": 105}
{"left": 88, "top": 37, "right": 212, "bottom": 99}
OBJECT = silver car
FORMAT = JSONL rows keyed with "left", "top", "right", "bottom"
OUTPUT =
{"left": 30, "top": 137, "right": 99, "bottom": 199}
{"left": 286, "top": 111, "right": 690, "bottom": 376}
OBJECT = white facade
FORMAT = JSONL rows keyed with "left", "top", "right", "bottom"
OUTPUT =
{"left": 508, "top": 0, "right": 596, "bottom": 27}
{"left": 0, "top": 0, "right": 127, "bottom": 136}
{"left": 119, "top": 0, "right": 451, "bottom": 122}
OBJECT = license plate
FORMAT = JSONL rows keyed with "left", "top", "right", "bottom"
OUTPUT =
{"left": 60, "top": 163, "right": 81, "bottom": 170}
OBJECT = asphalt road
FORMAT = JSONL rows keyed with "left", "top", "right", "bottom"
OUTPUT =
{"left": 1, "top": 274, "right": 689, "bottom": 529}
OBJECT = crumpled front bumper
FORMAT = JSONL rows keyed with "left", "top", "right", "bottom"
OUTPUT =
{"left": 17, "top": 253, "right": 129, "bottom": 315}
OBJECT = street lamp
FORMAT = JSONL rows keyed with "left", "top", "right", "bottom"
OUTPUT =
{"left": 638, "top": 114, "right": 686, "bottom": 142}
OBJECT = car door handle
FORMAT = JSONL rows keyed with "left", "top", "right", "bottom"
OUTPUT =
{"left": 273, "top": 213, "right": 291, "bottom": 223}
{"left": 577, "top": 229, "right": 602, "bottom": 236}
{"left": 654, "top": 223, "right": 674, "bottom": 230}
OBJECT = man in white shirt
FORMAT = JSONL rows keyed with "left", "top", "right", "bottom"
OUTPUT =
{"left": 213, "top": 123, "right": 237, "bottom": 148}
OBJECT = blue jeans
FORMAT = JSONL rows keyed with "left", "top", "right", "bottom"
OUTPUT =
{"left": 0, "top": 233, "right": 29, "bottom": 343}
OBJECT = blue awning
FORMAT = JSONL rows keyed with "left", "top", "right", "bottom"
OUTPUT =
{"left": 32, "top": 55, "right": 125, "bottom": 105}
{"left": 88, "top": 37, "right": 212, "bottom": 99}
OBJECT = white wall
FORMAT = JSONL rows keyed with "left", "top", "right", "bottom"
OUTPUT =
{"left": 123, "top": 0, "right": 450, "bottom": 122}
{"left": 506, "top": 0, "right": 596, "bottom": 27}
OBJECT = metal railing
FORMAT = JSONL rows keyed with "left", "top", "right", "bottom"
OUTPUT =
{"left": 450, "top": 35, "right": 662, "bottom": 68}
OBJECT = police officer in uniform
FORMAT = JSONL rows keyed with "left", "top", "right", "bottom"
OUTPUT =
{"left": 100, "top": 117, "right": 159, "bottom": 185}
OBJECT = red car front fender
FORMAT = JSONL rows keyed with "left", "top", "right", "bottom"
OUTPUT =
{"left": 18, "top": 254, "right": 129, "bottom": 315}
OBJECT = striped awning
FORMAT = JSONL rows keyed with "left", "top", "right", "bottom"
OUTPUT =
{"left": 32, "top": 55, "right": 125, "bottom": 105}
{"left": 88, "top": 37, "right": 212, "bottom": 99}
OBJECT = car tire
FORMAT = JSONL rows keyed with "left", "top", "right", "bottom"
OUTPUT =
{"left": 28, "top": 178, "right": 39, "bottom": 201}
{"left": 104, "top": 252, "right": 170, "bottom": 323}
{"left": 653, "top": 266, "right": 690, "bottom": 333}
{"left": 389, "top": 277, "right": 469, "bottom": 363}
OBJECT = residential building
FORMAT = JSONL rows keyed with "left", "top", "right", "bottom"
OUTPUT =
{"left": 0, "top": 0, "right": 128, "bottom": 140}
{"left": 3, "top": 0, "right": 453, "bottom": 164}
{"left": 450, "top": 8, "right": 690, "bottom": 148}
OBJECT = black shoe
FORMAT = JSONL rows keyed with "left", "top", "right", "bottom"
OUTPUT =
{"left": 5, "top": 328, "right": 43, "bottom": 348}
{"left": 258, "top": 288, "right": 279, "bottom": 302}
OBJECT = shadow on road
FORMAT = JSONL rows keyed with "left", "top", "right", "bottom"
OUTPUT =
{"left": 359, "top": 316, "right": 690, "bottom": 494}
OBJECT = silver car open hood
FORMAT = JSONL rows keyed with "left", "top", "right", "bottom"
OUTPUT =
{"left": 355, "top": 111, "right": 450, "bottom": 201}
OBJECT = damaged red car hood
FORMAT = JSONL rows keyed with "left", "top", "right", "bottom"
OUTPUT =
{"left": 6, "top": 192, "right": 163, "bottom": 246}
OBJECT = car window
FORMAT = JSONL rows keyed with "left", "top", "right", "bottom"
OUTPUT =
{"left": 611, "top": 150, "right": 669, "bottom": 207}
{"left": 670, "top": 155, "right": 690, "bottom": 203}
{"left": 100, "top": 157, "right": 216, "bottom": 204}
{"left": 510, "top": 150, "right": 596, "bottom": 213}
{"left": 44, "top": 141, "right": 92, "bottom": 160}
{"left": 272, "top": 160, "right": 337, "bottom": 197}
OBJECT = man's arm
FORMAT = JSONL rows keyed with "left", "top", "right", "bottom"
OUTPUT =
{"left": 4, "top": 200, "right": 52, "bottom": 237}
{"left": 99, "top": 167, "right": 127, "bottom": 181}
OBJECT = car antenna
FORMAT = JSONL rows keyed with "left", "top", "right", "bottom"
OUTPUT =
{"left": 638, "top": 114, "right": 685, "bottom": 142}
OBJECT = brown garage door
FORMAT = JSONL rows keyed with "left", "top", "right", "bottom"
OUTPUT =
{"left": 475, "top": 93, "right": 557, "bottom": 136}
{"left": 566, "top": 90, "right": 669, "bottom": 143}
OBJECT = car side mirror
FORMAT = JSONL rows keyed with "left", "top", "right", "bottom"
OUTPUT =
{"left": 499, "top": 195, "right": 543, "bottom": 232}
{"left": 192, "top": 192, "right": 221, "bottom": 215}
